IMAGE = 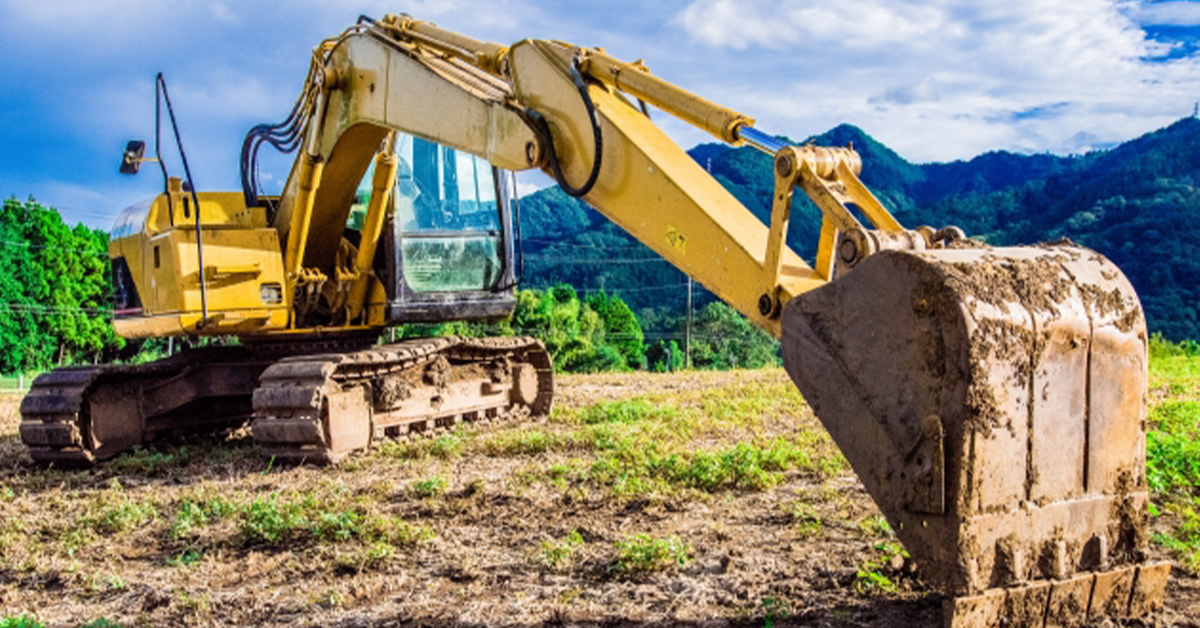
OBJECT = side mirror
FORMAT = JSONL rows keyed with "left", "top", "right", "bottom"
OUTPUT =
{"left": 120, "top": 140, "right": 146, "bottom": 175}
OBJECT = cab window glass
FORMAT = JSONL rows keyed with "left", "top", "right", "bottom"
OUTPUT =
{"left": 379, "top": 133, "right": 504, "bottom": 292}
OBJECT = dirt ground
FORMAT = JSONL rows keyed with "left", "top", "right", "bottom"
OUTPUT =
{"left": 0, "top": 369, "right": 1196, "bottom": 627}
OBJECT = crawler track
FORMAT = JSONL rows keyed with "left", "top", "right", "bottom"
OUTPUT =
{"left": 19, "top": 346, "right": 270, "bottom": 466}
{"left": 252, "top": 336, "right": 553, "bottom": 463}
{"left": 20, "top": 336, "right": 553, "bottom": 467}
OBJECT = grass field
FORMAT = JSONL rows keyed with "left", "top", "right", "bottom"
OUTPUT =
{"left": 0, "top": 360, "right": 1196, "bottom": 627}
{"left": 0, "top": 375, "right": 36, "bottom": 394}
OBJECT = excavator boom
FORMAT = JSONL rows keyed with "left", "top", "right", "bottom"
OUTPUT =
{"left": 20, "top": 14, "right": 1168, "bottom": 627}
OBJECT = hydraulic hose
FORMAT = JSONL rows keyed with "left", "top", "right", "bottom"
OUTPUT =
{"left": 525, "top": 54, "right": 603, "bottom": 198}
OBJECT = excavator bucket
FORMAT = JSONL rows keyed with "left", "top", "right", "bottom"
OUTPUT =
{"left": 780, "top": 244, "right": 1169, "bottom": 627}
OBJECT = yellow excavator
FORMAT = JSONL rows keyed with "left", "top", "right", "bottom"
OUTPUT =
{"left": 19, "top": 14, "right": 1168, "bottom": 626}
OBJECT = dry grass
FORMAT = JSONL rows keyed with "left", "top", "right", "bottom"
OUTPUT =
{"left": 0, "top": 369, "right": 1195, "bottom": 627}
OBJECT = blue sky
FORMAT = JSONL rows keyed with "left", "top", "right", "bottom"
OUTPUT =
{"left": 2, "top": 0, "right": 1199, "bottom": 229}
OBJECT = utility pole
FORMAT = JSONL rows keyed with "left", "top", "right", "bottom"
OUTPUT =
{"left": 685, "top": 277, "right": 693, "bottom": 369}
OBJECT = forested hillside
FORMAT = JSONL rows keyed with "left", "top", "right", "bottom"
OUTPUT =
{"left": 519, "top": 117, "right": 1200, "bottom": 340}
{"left": 5, "top": 117, "right": 1200, "bottom": 375}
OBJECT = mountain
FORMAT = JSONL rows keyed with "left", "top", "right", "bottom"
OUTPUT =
{"left": 518, "top": 117, "right": 1200, "bottom": 340}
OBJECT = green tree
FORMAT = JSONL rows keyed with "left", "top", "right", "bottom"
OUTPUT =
{"left": 421, "top": 284, "right": 646, "bottom": 373}
{"left": 690, "top": 302, "right": 780, "bottom": 370}
{"left": 584, "top": 290, "right": 645, "bottom": 369}
{"left": 0, "top": 197, "right": 121, "bottom": 374}
{"left": 646, "top": 340, "right": 684, "bottom": 372}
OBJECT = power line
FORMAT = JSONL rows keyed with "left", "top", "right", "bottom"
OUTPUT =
{"left": 522, "top": 237, "right": 649, "bottom": 250}
{"left": 0, "top": 303, "right": 114, "bottom": 316}
{"left": 0, "top": 240, "right": 108, "bottom": 257}
{"left": 525, "top": 255, "right": 669, "bottom": 264}
{"left": 525, "top": 283, "right": 689, "bottom": 294}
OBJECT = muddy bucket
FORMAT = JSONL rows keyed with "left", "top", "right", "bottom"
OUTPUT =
{"left": 780, "top": 245, "right": 1169, "bottom": 627}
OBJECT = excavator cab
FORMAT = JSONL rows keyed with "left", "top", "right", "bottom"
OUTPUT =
{"left": 378, "top": 132, "right": 519, "bottom": 323}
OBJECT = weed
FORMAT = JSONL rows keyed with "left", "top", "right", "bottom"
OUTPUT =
{"left": 316, "top": 588, "right": 345, "bottom": 608}
{"left": 338, "top": 542, "right": 394, "bottom": 572}
{"left": 86, "top": 571, "right": 127, "bottom": 594}
{"left": 761, "top": 597, "right": 791, "bottom": 628}
{"left": 0, "top": 618, "right": 44, "bottom": 628}
{"left": 875, "top": 540, "right": 909, "bottom": 561}
{"left": 1148, "top": 430, "right": 1200, "bottom": 494}
{"left": 576, "top": 398, "right": 676, "bottom": 425}
{"left": 94, "top": 500, "right": 157, "bottom": 535}
{"left": 240, "top": 495, "right": 305, "bottom": 544}
{"left": 107, "top": 573, "right": 128, "bottom": 591}
{"left": 74, "top": 487, "right": 158, "bottom": 539}
{"left": 169, "top": 499, "right": 211, "bottom": 539}
{"left": 540, "top": 529, "right": 584, "bottom": 569}
{"left": 854, "top": 541, "right": 907, "bottom": 594}
{"left": 1152, "top": 401, "right": 1200, "bottom": 433}
{"left": 168, "top": 547, "right": 204, "bottom": 567}
{"left": 363, "top": 516, "right": 435, "bottom": 545}
{"left": 854, "top": 565, "right": 897, "bottom": 594}
{"left": 233, "top": 490, "right": 434, "bottom": 548}
{"left": 1143, "top": 345, "right": 1200, "bottom": 573}
{"left": 573, "top": 435, "right": 838, "bottom": 499}
{"left": 429, "top": 432, "right": 467, "bottom": 458}
{"left": 176, "top": 589, "right": 212, "bottom": 613}
{"left": 80, "top": 620, "right": 122, "bottom": 628}
{"left": 792, "top": 503, "right": 823, "bottom": 538}
{"left": 613, "top": 533, "right": 693, "bottom": 572}
{"left": 409, "top": 476, "right": 447, "bottom": 498}
{"left": 110, "top": 447, "right": 182, "bottom": 474}
{"left": 482, "top": 429, "right": 571, "bottom": 456}
{"left": 856, "top": 514, "right": 892, "bottom": 538}
{"left": 380, "top": 430, "right": 469, "bottom": 460}
{"left": 312, "top": 509, "right": 363, "bottom": 542}
{"left": 1147, "top": 401, "right": 1200, "bottom": 494}
{"left": 1151, "top": 502, "right": 1200, "bottom": 572}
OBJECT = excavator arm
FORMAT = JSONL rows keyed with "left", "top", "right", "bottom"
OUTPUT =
{"left": 271, "top": 16, "right": 912, "bottom": 336}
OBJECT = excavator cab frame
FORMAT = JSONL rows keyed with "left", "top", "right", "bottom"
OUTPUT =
{"left": 376, "top": 131, "right": 520, "bottom": 324}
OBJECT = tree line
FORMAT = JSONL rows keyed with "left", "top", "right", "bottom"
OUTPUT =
{"left": 0, "top": 197, "right": 779, "bottom": 376}
{"left": 0, "top": 198, "right": 122, "bottom": 374}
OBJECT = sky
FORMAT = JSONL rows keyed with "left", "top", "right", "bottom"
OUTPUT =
{"left": 1, "top": 0, "right": 1199, "bottom": 229}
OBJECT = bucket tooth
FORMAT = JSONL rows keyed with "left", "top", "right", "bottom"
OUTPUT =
{"left": 1088, "top": 566, "right": 1135, "bottom": 621}
{"left": 1043, "top": 574, "right": 1093, "bottom": 628}
{"left": 780, "top": 244, "right": 1165, "bottom": 625}
{"left": 1127, "top": 562, "right": 1171, "bottom": 617}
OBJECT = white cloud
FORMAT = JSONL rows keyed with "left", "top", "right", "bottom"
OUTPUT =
{"left": 514, "top": 171, "right": 554, "bottom": 198}
{"left": 670, "top": 0, "right": 1200, "bottom": 161}
{"left": 676, "top": 0, "right": 943, "bottom": 50}
{"left": 1134, "top": 1, "right": 1200, "bottom": 26}
{"left": 870, "top": 76, "right": 942, "bottom": 106}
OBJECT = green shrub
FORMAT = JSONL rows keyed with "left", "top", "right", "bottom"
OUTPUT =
{"left": 408, "top": 477, "right": 447, "bottom": 498}
{"left": 613, "top": 534, "right": 692, "bottom": 572}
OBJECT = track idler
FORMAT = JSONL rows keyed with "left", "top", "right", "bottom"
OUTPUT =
{"left": 780, "top": 244, "right": 1168, "bottom": 627}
